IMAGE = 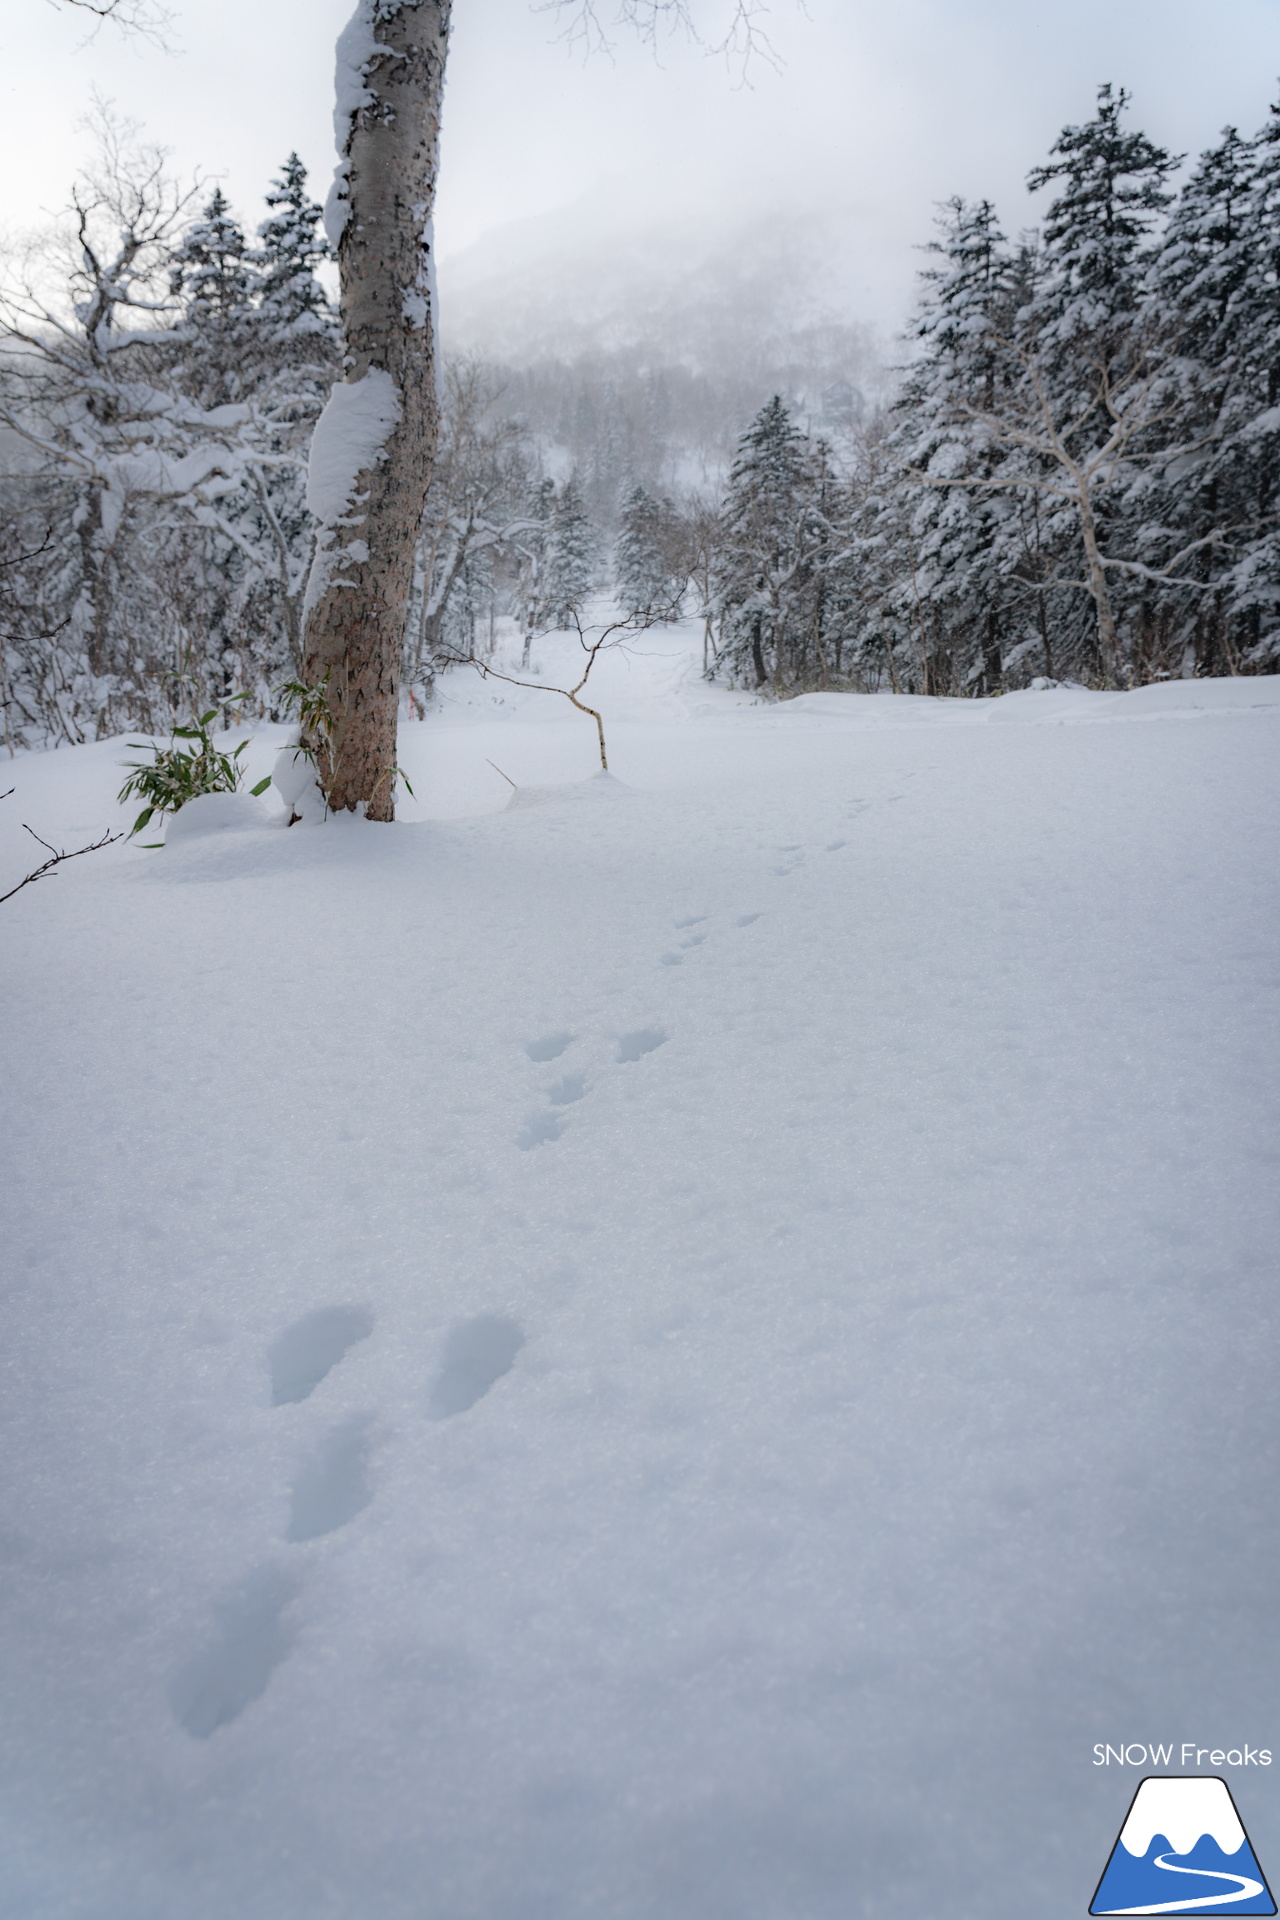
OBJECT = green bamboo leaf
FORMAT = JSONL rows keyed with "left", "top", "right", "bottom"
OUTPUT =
{"left": 249, "top": 776, "right": 272, "bottom": 796}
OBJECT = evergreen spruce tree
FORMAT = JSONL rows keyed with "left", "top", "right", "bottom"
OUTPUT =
{"left": 888, "top": 91, "right": 1186, "bottom": 686}
{"left": 1020, "top": 87, "right": 1179, "bottom": 677}
{"left": 888, "top": 199, "right": 1026, "bottom": 692}
{"left": 256, "top": 155, "right": 335, "bottom": 344}
{"left": 168, "top": 187, "right": 259, "bottom": 405}
{"left": 545, "top": 476, "right": 595, "bottom": 625}
{"left": 1224, "top": 98, "right": 1280, "bottom": 664}
{"left": 1027, "top": 83, "right": 1178, "bottom": 341}
{"left": 167, "top": 172, "right": 338, "bottom": 678}
{"left": 1139, "top": 125, "right": 1259, "bottom": 672}
{"left": 615, "top": 483, "right": 678, "bottom": 615}
{"left": 714, "top": 396, "right": 821, "bottom": 690}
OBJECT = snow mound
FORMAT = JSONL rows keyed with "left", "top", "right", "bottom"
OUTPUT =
{"left": 504, "top": 770, "right": 630, "bottom": 810}
{"left": 163, "top": 792, "right": 274, "bottom": 842}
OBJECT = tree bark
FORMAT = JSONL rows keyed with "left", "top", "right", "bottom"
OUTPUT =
{"left": 1075, "top": 482, "right": 1121, "bottom": 685}
{"left": 300, "top": 0, "right": 451, "bottom": 820}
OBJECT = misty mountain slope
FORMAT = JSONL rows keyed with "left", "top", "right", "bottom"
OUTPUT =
{"left": 1, "top": 635, "right": 1278, "bottom": 1920}
{"left": 438, "top": 201, "right": 886, "bottom": 499}
{"left": 439, "top": 199, "right": 880, "bottom": 371}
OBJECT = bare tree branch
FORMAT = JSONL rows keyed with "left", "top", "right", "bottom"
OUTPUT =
{"left": 0, "top": 818, "right": 122, "bottom": 906}
{"left": 46, "top": 0, "right": 175, "bottom": 45}
{"left": 440, "top": 604, "right": 682, "bottom": 771}
{"left": 539, "top": 0, "right": 784, "bottom": 78}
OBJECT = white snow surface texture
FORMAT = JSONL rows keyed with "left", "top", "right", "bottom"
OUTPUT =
{"left": 1, "top": 628, "right": 1278, "bottom": 1920}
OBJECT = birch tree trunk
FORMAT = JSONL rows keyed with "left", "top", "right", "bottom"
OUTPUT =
{"left": 1075, "top": 479, "right": 1122, "bottom": 685}
{"left": 300, "top": 0, "right": 451, "bottom": 820}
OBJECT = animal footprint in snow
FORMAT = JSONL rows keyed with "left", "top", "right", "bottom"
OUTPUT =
{"left": 171, "top": 1564, "right": 300, "bottom": 1738}
{"left": 662, "top": 915, "right": 708, "bottom": 965}
{"left": 268, "top": 1305, "right": 373, "bottom": 1406}
{"left": 516, "top": 1111, "right": 564, "bottom": 1149}
{"left": 735, "top": 913, "right": 761, "bottom": 927}
{"left": 825, "top": 839, "right": 847, "bottom": 852}
{"left": 546, "top": 1071, "right": 585, "bottom": 1106}
{"left": 286, "top": 1416, "right": 374, "bottom": 1542}
{"left": 525, "top": 1032, "right": 573, "bottom": 1062}
{"left": 427, "top": 1315, "right": 524, "bottom": 1420}
{"left": 617, "top": 1028, "right": 666, "bottom": 1063}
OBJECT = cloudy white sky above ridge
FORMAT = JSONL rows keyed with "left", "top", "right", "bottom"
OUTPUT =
{"left": 3, "top": 0, "right": 1278, "bottom": 340}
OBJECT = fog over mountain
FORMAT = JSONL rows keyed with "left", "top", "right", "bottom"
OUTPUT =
{"left": 441, "top": 194, "right": 885, "bottom": 369}
{"left": 439, "top": 197, "right": 887, "bottom": 500}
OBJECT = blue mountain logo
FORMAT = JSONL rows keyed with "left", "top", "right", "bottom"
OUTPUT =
{"left": 1091, "top": 1777, "right": 1276, "bottom": 1916}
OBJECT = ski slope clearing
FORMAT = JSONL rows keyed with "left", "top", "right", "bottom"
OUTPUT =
{"left": 2, "top": 628, "right": 1278, "bottom": 1920}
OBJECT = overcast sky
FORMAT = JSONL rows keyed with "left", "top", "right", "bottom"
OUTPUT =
{"left": 3, "top": 0, "right": 1278, "bottom": 337}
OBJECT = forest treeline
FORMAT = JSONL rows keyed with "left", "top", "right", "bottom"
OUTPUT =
{"left": 745, "top": 84, "right": 1280, "bottom": 695}
{"left": 2, "top": 86, "right": 1277, "bottom": 751}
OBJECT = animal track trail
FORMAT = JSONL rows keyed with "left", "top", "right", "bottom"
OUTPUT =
{"left": 617, "top": 1028, "right": 667, "bottom": 1063}
{"left": 518, "top": 1033, "right": 582, "bottom": 1145}
{"left": 771, "top": 843, "right": 805, "bottom": 876}
{"left": 658, "top": 912, "right": 712, "bottom": 967}
{"left": 516, "top": 1111, "right": 564, "bottom": 1150}
{"left": 427, "top": 1316, "right": 524, "bottom": 1420}
{"left": 271, "top": 1313, "right": 377, "bottom": 1541}
{"left": 525, "top": 1032, "right": 573, "bottom": 1062}
{"left": 268, "top": 1306, "right": 373, "bottom": 1405}
{"left": 286, "top": 1415, "right": 374, "bottom": 1543}
{"left": 171, "top": 1565, "right": 300, "bottom": 1738}
{"left": 516, "top": 1021, "right": 673, "bottom": 1144}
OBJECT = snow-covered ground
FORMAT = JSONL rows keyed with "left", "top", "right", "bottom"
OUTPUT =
{"left": 2, "top": 627, "right": 1278, "bottom": 1920}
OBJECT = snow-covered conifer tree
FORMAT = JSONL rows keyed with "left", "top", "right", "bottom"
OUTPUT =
{"left": 256, "top": 155, "right": 334, "bottom": 345}
{"left": 894, "top": 90, "right": 1185, "bottom": 684}
{"left": 885, "top": 199, "right": 1026, "bottom": 692}
{"left": 165, "top": 167, "right": 337, "bottom": 684}
{"left": 168, "top": 187, "right": 260, "bottom": 407}
{"left": 614, "top": 483, "right": 678, "bottom": 615}
{"left": 545, "top": 476, "right": 595, "bottom": 626}
{"left": 1219, "top": 99, "right": 1280, "bottom": 665}
{"left": 713, "top": 397, "right": 825, "bottom": 690}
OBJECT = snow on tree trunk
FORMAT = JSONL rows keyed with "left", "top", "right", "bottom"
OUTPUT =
{"left": 301, "top": 0, "right": 450, "bottom": 821}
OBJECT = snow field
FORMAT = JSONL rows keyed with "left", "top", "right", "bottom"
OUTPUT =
{"left": 1, "top": 630, "right": 1278, "bottom": 1918}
